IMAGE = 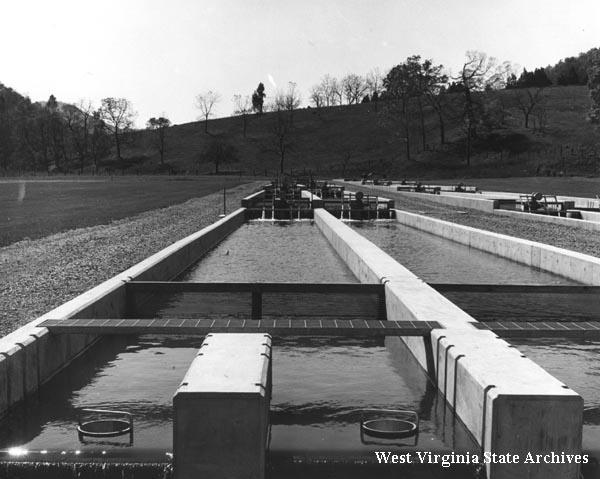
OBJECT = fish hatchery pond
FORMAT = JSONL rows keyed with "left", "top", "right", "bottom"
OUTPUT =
{"left": 1, "top": 218, "right": 599, "bottom": 471}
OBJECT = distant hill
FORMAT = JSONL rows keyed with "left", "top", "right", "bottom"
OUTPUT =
{"left": 1, "top": 82, "right": 598, "bottom": 180}
{"left": 116, "top": 85, "right": 599, "bottom": 180}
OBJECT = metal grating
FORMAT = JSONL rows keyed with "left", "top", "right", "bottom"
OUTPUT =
{"left": 39, "top": 318, "right": 441, "bottom": 337}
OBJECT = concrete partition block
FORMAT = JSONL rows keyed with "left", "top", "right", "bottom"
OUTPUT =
{"left": 174, "top": 333, "right": 272, "bottom": 479}
{"left": 486, "top": 391, "right": 583, "bottom": 478}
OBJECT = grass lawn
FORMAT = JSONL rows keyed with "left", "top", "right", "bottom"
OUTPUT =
{"left": 0, "top": 176, "right": 255, "bottom": 247}
{"left": 429, "top": 176, "right": 600, "bottom": 197}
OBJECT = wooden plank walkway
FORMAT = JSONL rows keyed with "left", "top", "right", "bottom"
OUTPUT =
{"left": 38, "top": 318, "right": 441, "bottom": 337}
{"left": 471, "top": 321, "right": 600, "bottom": 339}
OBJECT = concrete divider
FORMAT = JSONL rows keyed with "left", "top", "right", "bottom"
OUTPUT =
{"left": 174, "top": 333, "right": 272, "bottom": 479}
{"left": 314, "top": 208, "right": 583, "bottom": 479}
{"left": 332, "top": 181, "right": 498, "bottom": 212}
{"left": 394, "top": 209, "right": 600, "bottom": 285}
{"left": 0, "top": 208, "right": 246, "bottom": 417}
{"left": 494, "top": 208, "right": 600, "bottom": 231}
{"left": 402, "top": 191, "right": 498, "bottom": 211}
{"left": 241, "top": 190, "right": 265, "bottom": 208}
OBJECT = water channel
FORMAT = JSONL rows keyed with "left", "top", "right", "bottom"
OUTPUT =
{"left": 350, "top": 220, "right": 600, "bottom": 457}
{"left": 1, "top": 218, "right": 597, "bottom": 475}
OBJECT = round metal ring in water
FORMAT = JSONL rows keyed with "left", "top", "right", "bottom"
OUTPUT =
{"left": 361, "top": 418, "right": 418, "bottom": 439}
{"left": 77, "top": 419, "right": 132, "bottom": 438}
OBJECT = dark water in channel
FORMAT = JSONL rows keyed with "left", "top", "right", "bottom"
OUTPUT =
{"left": 0, "top": 222, "right": 479, "bottom": 464}
{"left": 350, "top": 221, "right": 599, "bottom": 321}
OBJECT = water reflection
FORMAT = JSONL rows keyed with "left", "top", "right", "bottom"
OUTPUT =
{"left": 351, "top": 222, "right": 596, "bottom": 321}
{"left": 0, "top": 335, "right": 202, "bottom": 453}
{"left": 180, "top": 221, "right": 358, "bottom": 283}
{"left": 269, "top": 337, "right": 478, "bottom": 457}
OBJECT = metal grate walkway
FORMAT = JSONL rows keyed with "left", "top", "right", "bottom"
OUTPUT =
{"left": 39, "top": 318, "right": 441, "bottom": 337}
{"left": 472, "top": 321, "right": 600, "bottom": 338}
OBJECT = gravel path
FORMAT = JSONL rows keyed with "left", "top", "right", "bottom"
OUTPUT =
{"left": 0, "top": 182, "right": 262, "bottom": 336}
{"left": 2, "top": 181, "right": 598, "bottom": 337}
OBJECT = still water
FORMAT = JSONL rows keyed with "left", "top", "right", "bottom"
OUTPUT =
{"left": 509, "top": 338, "right": 600, "bottom": 455}
{"left": 0, "top": 335, "right": 201, "bottom": 457}
{"left": 180, "top": 221, "right": 357, "bottom": 283}
{"left": 351, "top": 222, "right": 599, "bottom": 321}
{"left": 0, "top": 220, "right": 478, "bottom": 465}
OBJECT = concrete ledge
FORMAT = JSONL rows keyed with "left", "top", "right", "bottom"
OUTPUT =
{"left": 241, "top": 190, "right": 265, "bottom": 208}
{"left": 581, "top": 210, "right": 600, "bottom": 222}
{"left": 0, "top": 208, "right": 246, "bottom": 417}
{"left": 394, "top": 209, "right": 600, "bottom": 285}
{"left": 314, "top": 208, "right": 583, "bottom": 479}
{"left": 494, "top": 208, "right": 600, "bottom": 231}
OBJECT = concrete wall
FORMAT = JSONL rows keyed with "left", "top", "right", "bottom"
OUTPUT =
{"left": 314, "top": 208, "right": 583, "bottom": 479}
{"left": 401, "top": 191, "right": 498, "bottom": 211}
{"left": 0, "top": 208, "right": 246, "bottom": 417}
{"left": 493, "top": 208, "right": 600, "bottom": 231}
{"left": 394, "top": 209, "right": 600, "bottom": 285}
{"left": 332, "top": 181, "right": 498, "bottom": 212}
{"left": 581, "top": 210, "right": 600, "bottom": 222}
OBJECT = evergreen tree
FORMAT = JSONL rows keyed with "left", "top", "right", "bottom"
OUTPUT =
{"left": 252, "top": 82, "right": 266, "bottom": 115}
{"left": 588, "top": 50, "right": 600, "bottom": 126}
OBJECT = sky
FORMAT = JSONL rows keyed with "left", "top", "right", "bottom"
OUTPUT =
{"left": 1, "top": 0, "right": 599, "bottom": 127}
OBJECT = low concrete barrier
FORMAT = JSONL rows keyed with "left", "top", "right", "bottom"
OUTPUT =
{"left": 581, "top": 210, "right": 600, "bottom": 222}
{"left": 494, "top": 208, "right": 600, "bottom": 231}
{"left": 332, "top": 181, "right": 498, "bottom": 212}
{"left": 394, "top": 209, "right": 600, "bottom": 285}
{"left": 241, "top": 190, "right": 265, "bottom": 208}
{"left": 0, "top": 208, "right": 246, "bottom": 417}
{"left": 403, "top": 191, "right": 498, "bottom": 211}
{"left": 314, "top": 208, "right": 583, "bottom": 479}
{"left": 174, "top": 333, "right": 272, "bottom": 479}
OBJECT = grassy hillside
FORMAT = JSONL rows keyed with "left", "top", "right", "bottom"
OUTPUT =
{"left": 112, "top": 85, "right": 600, "bottom": 179}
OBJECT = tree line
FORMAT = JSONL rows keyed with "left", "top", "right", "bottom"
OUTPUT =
{"left": 0, "top": 87, "right": 140, "bottom": 173}
{"left": 1, "top": 46, "right": 599, "bottom": 174}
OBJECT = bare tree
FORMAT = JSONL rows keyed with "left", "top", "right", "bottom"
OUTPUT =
{"left": 89, "top": 110, "right": 110, "bottom": 174}
{"left": 232, "top": 94, "right": 252, "bottom": 138}
{"left": 309, "top": 84, "right": 325, "bottom": 109}
{"left": 318, "top": 74, "right": 339, "bottom": 106}
{"left": 341, "top": 74, "right": 367, "bottom": 104}
{"left": 265, "top": 104, "right": 294, "bottom": 174}
{"left": 457, "top": 51, "right": 499, "bottom": 166}
{"left": 273, "top": 82, "right": 302, "bottom": 124}
{"left": 284, "top": 82, "right": 302, "bottom": 111}
{"left": 64, "top": 100, "right": 93, "bottom": 173}
{"left": 366, "top": 68, "right": 384, "bottom": 111}
{"left": 513, "top": 87, "right": 546, "bottom": 128}
{"left": 147, "top": 116, "right": 171, "bottom": 164}
{"left": 99, "top": 97, "right": 136, "bottom": 163}
{"left": 195, "top": 91, "right": 221, "bottom": 133}
{"left": 331, "top": 77, "right": 344, "bottom": 105}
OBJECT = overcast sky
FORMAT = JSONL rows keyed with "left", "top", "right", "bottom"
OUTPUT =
{"left": 2, "top": 0, "right": 599, "bottom": 127}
